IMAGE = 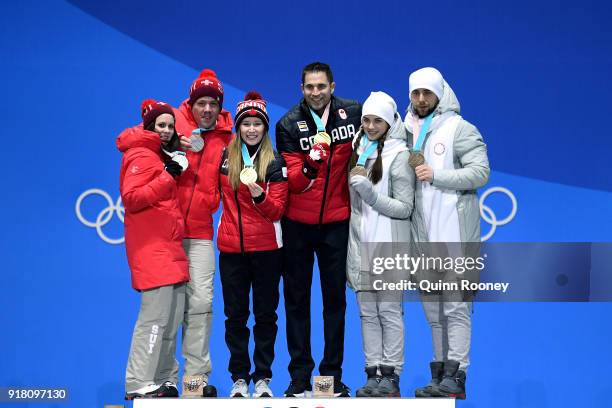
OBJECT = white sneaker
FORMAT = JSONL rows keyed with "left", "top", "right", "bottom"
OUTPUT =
{"left": 230, "top": 379, "right": 249, "bottom": 398}
{"left": 253, "top": 378, "right": 273, "bottom": 398}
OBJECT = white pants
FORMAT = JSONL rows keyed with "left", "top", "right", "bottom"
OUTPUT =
{"left": 125, "top": 283, "right": 186, "bottom": 392}
{"left": 357, "top": 291, "right": 404, "bottom": 375}
{"left": 179, "top": 239, "right": 216, "bottom": 379}
{"left": 421, "top": 293, "right": 472, "bottom": 371}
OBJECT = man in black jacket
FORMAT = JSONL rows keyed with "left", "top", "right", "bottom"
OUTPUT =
{"left": 275, "top": 62, "right": 361, "bottom": 397}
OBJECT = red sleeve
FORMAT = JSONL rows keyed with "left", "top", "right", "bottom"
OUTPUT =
{"left": 254, "top": 180, "right": 288, "bottom": 221}
{"left": 121, "top": 149, "right": 175, "bottom": 212}
{"left": 281, "top": 151, "right": 316, "bottom": 193}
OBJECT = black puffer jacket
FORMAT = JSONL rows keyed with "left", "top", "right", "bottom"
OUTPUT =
{"left": 275, "top": 96, "right": 361, "bottom": 225}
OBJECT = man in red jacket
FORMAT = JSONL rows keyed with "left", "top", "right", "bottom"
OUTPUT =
{"left": 276, "top": 62, "right": 361, "bottom": 397}
{"left": 173, "top": 69, "right": 234, "bottom": 398}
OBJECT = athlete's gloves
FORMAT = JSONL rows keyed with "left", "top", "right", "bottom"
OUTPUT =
{"left": 350, "top": 174, "right": 377, "bottom": 206}
{"left": 302, "top": 142, "right": 330, "bottom": 178}
{"left": 165, "top": 160, "right": 183, "bottom": 178}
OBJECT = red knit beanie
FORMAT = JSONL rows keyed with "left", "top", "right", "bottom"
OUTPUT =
{"left": 189, "top": 68, "right": 224, "bottom": 107}
{"left": 234, "top": 91, "right": 269, "bottom": 130}
{"left": 141, "top": 99, "right": 174, "bottom": 129}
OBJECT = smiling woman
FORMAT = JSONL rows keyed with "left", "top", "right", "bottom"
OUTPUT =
{"left": 216, "top": 91, "right": 289, "bottom": 398}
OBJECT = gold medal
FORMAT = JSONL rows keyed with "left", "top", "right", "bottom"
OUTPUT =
{"left": 350, "top": 165, "right": 368, "bottom": 178}
{"left": 313, "top": 131, "right": 331, "bottom": 145}
{"left": 240, "top": 167, "right": 258, "bottom": 184}
{"left": 408, "top": 151, "right": 425, "bottom": 169}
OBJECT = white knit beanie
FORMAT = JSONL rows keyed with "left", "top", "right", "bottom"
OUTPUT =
{"left": 361, "top": 91, "right": 397, "bottom": 127}
{"left": 409, "top": 67, "right": 444, "bottom": 100}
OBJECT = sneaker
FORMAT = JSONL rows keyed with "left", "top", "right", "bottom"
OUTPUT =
{"left": 202, "top": 384, "right": 217, "bottom": 398}
{"left": 333, "top": 379, "right": 351, "bottom": 398}
{"left": 125, "top": 382, "right": 178, "bottom": 400}
{"left": 253, "top": 378, "right": 273, "bottom": 398}
{"left": 284, "top": 379, "right": 312, "bottom": 397}
{"left": 230, "top": 379, "right": 249, "bottom": 398}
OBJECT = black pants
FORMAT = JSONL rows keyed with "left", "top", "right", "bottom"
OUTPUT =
{"left": 281, "top": 218, "right": 349, "bottom": 381}
{"left": 219, "top": 250, "right": 282, "bottom": 383}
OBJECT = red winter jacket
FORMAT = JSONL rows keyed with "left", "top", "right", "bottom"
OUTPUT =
{"left": 173, "top": 100, "right": 234, "bottom": 239}
{"left": 217, "top": 149, "right": 288, "bottom": 253}
{"left": 275, "top": 96, "right": 362, "bottom": 225}
{"left": 117, "top": 126, "right": 189, "bottom": 291}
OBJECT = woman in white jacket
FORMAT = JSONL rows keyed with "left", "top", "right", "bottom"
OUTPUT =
{"left": 347, "top": 91, "right": 415, "bottom": 397}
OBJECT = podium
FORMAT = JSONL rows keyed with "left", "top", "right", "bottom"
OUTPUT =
{"left": 133, "top": 398, "right": 455, "bottom": 408}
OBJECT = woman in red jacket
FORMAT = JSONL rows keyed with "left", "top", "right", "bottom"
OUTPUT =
{"left": 117, "top": 99, "right": 189, "bottom": 400}
{"left": 217, "top": 92, "right": 288, "bottom": 398}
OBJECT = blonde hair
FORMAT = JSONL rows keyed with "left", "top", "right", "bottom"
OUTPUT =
{"left": 227, "top": 131, "right": 276, "bottom": 190}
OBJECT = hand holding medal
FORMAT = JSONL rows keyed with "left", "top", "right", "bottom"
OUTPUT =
{"left": 350, "top": 165, "right": 367, "bottom": 178}
{"left": 408, "top": 150, "right": 425, "bottom": 169}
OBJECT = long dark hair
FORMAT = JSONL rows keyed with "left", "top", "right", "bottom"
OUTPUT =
{"left": 349, "top": 127, "right": 386, "bottom": 185}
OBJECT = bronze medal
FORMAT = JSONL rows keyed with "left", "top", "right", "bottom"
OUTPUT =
{"left": 350, "top": 165, "right": 368, "bottom": 178}
{"left": 409, "top": 151, "right": 425, "bottom": 169}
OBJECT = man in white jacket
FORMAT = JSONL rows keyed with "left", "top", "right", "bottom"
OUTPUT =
{"left": 405, "top": 67, "right": 490, "bottom": 400}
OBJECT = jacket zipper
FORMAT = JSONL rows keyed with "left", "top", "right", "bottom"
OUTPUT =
{"left": 235, "top": 190, "right": 245, "bottom": 253}
{"left": 318, "top": 143, "right": 334, "bottom": 226}
{"left": 184, "top": 143, "right": 205, "bottom": 223}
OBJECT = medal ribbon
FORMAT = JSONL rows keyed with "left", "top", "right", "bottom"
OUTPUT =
{"left": 309, "top": 108, "right": 326, "bottom": 133}
{"left": 241, "top": 142, "right": 261, "bottom": 168}
{"left": 192, "top": 127, "right": 212, "bottom": 135}
{"left": 412, "top": 111, "right": 434, "bottom": 152}
{"left": 356, "top": 136, "right": 379, "bottom": 166}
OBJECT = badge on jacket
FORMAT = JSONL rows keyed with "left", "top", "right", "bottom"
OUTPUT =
{"left": 297, "top": 121, "right": 309, "bottom": 132}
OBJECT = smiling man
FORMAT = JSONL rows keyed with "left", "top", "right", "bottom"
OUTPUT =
{"left": 275, "top": 62, "right": 361, "bottom": 398}
{"left": 172, "top": 68, "right": 234, "bottom": 398}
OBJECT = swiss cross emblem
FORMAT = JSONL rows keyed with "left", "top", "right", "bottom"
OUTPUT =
{"left": 202, "top": 79, "right": 214, "bottom": 86}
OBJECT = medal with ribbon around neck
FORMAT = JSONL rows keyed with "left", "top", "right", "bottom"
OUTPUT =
{"left": 409, "top": 111, "right": 434, "bottom": 169}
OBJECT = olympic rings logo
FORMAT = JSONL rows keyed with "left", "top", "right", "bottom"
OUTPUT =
{"left": 75, "top": 189, "right": 124, "bottom": 245}
{"left": 75, "top": 186, "right": 517, "bottom": 244}
{"left": 480, "top": 186, "right": 518, "bottom": 241}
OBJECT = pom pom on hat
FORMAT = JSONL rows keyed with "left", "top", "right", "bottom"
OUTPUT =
{"left": 234, "top": 90, "right": 269, "bottom": 130}
{"left": 189, "top": 68, "right": 224, "bottom": 107}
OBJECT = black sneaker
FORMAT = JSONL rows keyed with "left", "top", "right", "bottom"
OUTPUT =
{"left": 125, "top": 382, "right": 178, "bottom": 400}
{"left": 284, "top": 379, "right": 312, "bottom": 397}
{"left": 333, "top": 379, "right": 351, "bottom": 398}
{"left": 203, "top": 384, "right": 217, "bottom": 398}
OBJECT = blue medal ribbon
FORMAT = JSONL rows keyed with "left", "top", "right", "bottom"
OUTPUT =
{"left": 413, "top": 112, "right": 434, "bottom": 152}
{"left": 309, "top": 108, "right": 326, "bottom": 133}
{"left": 356, "top": 136, "right": 379, "bottom": 166}
{"left": 240, "top": 142, "right": 254, "bottom": 167}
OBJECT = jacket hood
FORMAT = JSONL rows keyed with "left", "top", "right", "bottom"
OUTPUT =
{"left": 407, "top": 79, "right": 461, "bottom": 117}
{"left": 178, "top": 99, "right": 233, "bottom": 133}
{"left": 116, "top": 125, "right": 161, "bottom": 153}
{"left": 387, "top": 114, "right": 408, "bottom": 141}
